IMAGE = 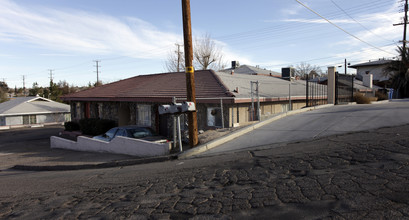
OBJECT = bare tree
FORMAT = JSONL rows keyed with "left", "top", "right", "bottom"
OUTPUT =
{"left": 193, "top": 33, "right": 225, "bottom": 70}
{"left": 165, "top": 34, "right": 226, "bottom": 72}
{"left": 294, "top": 62, "right": 323, "bottom": 79}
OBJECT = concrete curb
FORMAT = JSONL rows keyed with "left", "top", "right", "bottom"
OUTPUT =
{"left": 11, "top": 155, "right": 178, "bottom": 172}
{"left": 178, "top": 104, "right": 335, "bottom": 159}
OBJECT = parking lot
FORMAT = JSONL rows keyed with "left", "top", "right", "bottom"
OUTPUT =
{"left": 0, "top": 125, "right": 136, "bottom": 171}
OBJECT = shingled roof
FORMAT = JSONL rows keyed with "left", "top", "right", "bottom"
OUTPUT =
{"left": 62, "top": 70, "right": 234, "bottom": 103}
{"left": 0, "top": 96, "right": 70, "bottom": 116}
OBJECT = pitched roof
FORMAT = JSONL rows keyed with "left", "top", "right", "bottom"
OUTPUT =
{"left": 349, "top": 59, "right": 393, "bottom": 68}
{"left": 215, "top": 71, "right": 308, "bottom": 99}
{"left": 221, "top": 65, "right": 281, "bottom": 77}
{"left": 0, "top": 96, "right": 70, "bottom": 116}
{"left": 63, "top": 70, "right": 234, "bottom": 102}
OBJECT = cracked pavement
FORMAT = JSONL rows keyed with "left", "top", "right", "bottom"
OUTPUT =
{"left": 1, "top": 124, "right": 409, "bottom": 219}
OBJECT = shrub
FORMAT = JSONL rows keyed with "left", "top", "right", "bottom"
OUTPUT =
{"left": 79, "top": 118, "right": 99, "bottom": 135}
{"left": 375, "top": 91, "right": 388, "bottom": 101}
{"left": 95, "top": 119, "right": 117, "bottom": 135}
{"left": 353, "top": 93, "right": 371, "bottom": 104}
{"left": 64, "top": 121, "right": 80, "bottom": 131}
{"left": 79, "top": 118, "right": 117, "bottom": 136}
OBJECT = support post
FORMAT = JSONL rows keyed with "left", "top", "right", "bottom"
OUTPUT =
{"left": 250, "top": 82, "right": 254, "bottom": 121}
{"left": 172, "top": 97, "right": 177, "bottom": 150}
{"left": 256, "top": 81, "right": 260, "bottom": 121}
{"left": 177, "top": 115, "right": 183, "bottom": 152}
{"left": 289, "top": 83, "right": 292, "bottom": 110}
{"left": 220, "top": 98, "right": 224, "bottom": 128}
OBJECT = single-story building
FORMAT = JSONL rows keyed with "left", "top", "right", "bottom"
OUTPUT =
{"left": 62, "top": 70, "right": 318, "bottom": 138}
{"left": 221, "top": 62, "right": 281, "bottom": 77}
{"left": 0, "top": 96, "right": 71, "bottom": 129}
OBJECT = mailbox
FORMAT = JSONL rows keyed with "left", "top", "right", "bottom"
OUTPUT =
{"left": 159, "top": 102, "right": 196, "bottom": 115}
{"left": 158, "top": 104, "right": 172, "bottom": 115}
{"left": 182, "top": 102, "right": 195, "bottom": 112}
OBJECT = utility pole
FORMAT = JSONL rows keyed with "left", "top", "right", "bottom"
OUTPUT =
{"left": 48, "top": 69, "right": 54, "bottom": 99}
{"left": 94, "top": 60, "right": 101, "bottom": 85}
{"left": 175, "top": 44, "right": 183, "bottom": 72}
{"left": 48, "top": 69, "right": 54, "bottom": 83}
{"left": 22, "top": 75, "right": 26, "bottom": 97}
{"left": 344, "top": 59, "right": 347, "bottom": 74}
{"left": 394, "top": 0, "right": 408, "bottom": 62}
{"left": 181, "top": 0, "right": 199, "bottom": 147}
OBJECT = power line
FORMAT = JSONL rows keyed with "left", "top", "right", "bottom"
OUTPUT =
{"left": 296, "top": 0, "right": 395, "bottom": 55}
{"left": 330, "top": 0, "right": 393, "bottom": 42}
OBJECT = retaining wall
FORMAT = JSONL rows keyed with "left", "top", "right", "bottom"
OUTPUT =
{"left": 51, "top": 136, "right": 171, "bottom": 157}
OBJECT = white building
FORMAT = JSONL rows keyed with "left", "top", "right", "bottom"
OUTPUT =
{"left": 0, "top": 96, "right": 70, "bottom": 129}
{"left": 349, "top": 59, "right": 393, "bottom": 83}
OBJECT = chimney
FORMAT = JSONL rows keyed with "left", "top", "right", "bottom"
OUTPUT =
{"left": 231, "top": 61, "right": 237, "bottom": 69}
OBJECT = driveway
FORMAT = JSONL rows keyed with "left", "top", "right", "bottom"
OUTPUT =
{"left": 202, "top": 100, "right": 409, "bottom": 155}
{"left": 0, "top": 125, "right": 136, "bottom": 170}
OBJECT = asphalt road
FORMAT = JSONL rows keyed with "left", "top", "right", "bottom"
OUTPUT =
{"left": 1, "top": 123, "right": 409, "bottom": 219}
{"left": 202, "top": 100, "right": 409, "bottom": 155}
{"left": 0, "top": 101, "right": 409, "bottom": 219}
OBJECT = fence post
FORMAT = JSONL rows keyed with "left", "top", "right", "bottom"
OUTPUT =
{"left": 306, "top": 75, "right": 309, "bottom": 107}
{"left": 327, "top": 66, "right": 336, "bottom": 104}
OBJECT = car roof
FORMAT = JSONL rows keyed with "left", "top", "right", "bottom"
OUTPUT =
{"left": 114, "top": 125, "right": 151, "bottom": 129}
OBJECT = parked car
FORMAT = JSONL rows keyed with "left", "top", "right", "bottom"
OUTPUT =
{"left": 93, "top": 126, "right": 169, "bottom": 143}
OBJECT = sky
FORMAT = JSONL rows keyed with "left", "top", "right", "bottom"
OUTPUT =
{"left": 0, "top": 0, "right": 401, "bottom": 88}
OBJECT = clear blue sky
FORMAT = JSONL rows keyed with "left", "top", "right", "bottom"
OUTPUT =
{"left": 0, "top": 0, "right": 400, "bottom": 88}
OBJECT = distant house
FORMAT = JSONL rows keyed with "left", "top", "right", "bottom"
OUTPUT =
{"left": 221, "top": 62, "right": 281, "bottom": 77}
{"left": 62, "top": 70, "right": 315, "bottom": 138}
{"left": 0, "top": 96, "right": 71, "bottom": 129}
{"left": 349, "top": 59, "right": 394, "bottom": 85}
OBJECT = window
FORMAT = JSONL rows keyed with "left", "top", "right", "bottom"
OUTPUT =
{"left": 30, "top": 115, "right": 37, "bottom": 124}
{"left": 137, "top": 105, "right": 151, "bottom": 127}
{"left": 23, "top": 115, "right": 29, "bottom": 125}
{"left": 22, "top": 115, "right": 36, "bottom": 124}
{"left": 207, "top": 107, "right": 222, "bottom": 127}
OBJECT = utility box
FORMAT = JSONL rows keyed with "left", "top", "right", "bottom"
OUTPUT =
{"left": 282, "top": 67, "right": 295, "bottom": 81}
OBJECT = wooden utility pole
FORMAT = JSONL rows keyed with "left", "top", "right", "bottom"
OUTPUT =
{"left": 181, "top": 0, "right": 198, "bottom": 147}
{"left": 175, "top": 43, "right": 183, "bottom": 72}
{"left": 94, "top": 60, "right": 101, "bottom": 85}
{"left": 403, "top": 0, "right": 408, "bottom": 61}
{"left": 394, "top": 0, "right": 408, "bottom": 61}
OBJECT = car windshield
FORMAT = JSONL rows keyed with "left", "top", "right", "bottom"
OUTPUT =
{"left": 105, "top": 128, "right": 117, "bottom": 139}
{"left": 129, "top": 127, "right": 153, "bottom": 138}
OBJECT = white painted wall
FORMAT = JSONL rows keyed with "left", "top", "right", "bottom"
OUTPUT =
{"left": 51, "top": 136, "right": 171, "bottom": 157}
{"left": 356, "top": 66, "right": 390, "bottom": 81}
